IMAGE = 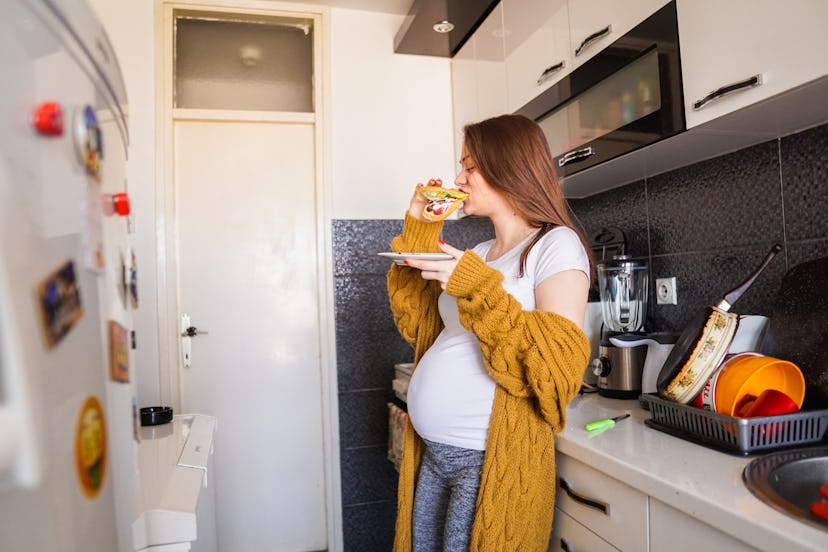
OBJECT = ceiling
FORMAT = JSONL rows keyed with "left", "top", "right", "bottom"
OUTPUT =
{"left": 288, "top": 0, "right": 413, "bottom": 14}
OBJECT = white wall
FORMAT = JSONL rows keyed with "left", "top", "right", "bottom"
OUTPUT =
{"left": 86, "top": 1, "right": 453, "bottom": 403}
{"left": 330, "top": 8, "right": 455, "bottom": 219}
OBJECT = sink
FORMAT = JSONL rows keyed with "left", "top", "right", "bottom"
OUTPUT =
{"left": 743, "top": 445, "right": 828, "bottom": 531}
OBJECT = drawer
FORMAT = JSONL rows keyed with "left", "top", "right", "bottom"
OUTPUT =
{"left": 549, "top": 507, "right": 619, "bottom": 552}
{"left": 556, "top": 453, "right": 648, "bottom": 551}
{"left": 650, "top": 498, "right": 757, "bottom": 552}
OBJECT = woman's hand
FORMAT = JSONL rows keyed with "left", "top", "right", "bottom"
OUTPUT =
{"left": 403, "top": 240, "right": 463, "bottom": 290}
{"left": 408, "top": 178, "right": 443, "bottom": 221}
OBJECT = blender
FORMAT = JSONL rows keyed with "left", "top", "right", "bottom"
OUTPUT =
{"left": 591, "top": 255, "right": 649, "bottom": 398}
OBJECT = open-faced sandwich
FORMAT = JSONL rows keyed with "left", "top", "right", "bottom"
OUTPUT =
{"left": 418, "top": 185, "right": 469, "bottom": 221}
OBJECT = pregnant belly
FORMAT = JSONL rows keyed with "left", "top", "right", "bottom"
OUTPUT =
{"left": 406, "top": 340, "right": 496, "bottom": 450}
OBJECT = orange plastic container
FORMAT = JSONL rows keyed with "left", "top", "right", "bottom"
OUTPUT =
{"left": 714, "top": 354, "right": 805, "bottom": 416}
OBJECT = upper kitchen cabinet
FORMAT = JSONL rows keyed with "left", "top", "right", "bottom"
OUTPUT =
{"left": 678, "top": 0, "right": 828, "bottom": 129}
{"left": 502, "top": 0, "right": 571, "bottom": 113}
{"left": 502, "top": 0, "right": 670, "bottom": 113}
{"left": 567, "top": 0, "right": 670, "bottom": 70}
{"left": 451, "top": 39, "right": 477, "bottom": 163}
{"left": 475, "top": 4, "right": 508, "bottom": 120}
{"left": 450, "top": 3, "right": 508, "bottom": 163}
{"left": 516, "top": 2, "right": 683, "bottom": 181}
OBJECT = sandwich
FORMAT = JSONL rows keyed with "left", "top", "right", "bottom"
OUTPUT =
{"left": 418, "top": 186, "right": 469, "bottom": 221}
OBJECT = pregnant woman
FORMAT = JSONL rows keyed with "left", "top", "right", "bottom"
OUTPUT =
{"left": 386, "top": 114, "right": 592, "bottom": 551}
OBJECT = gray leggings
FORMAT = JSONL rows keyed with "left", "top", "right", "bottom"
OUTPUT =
{"left": 412, "top": 439, "right": 486, "bottom": 552}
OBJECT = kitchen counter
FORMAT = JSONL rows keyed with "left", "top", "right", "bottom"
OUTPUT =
{"left": 559, "top": 393, "right": 828, "bottom": 551}
{"left": 133, "top": 414, "right": 217, "bottom": 551}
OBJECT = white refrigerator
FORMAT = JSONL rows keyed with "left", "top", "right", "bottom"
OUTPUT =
{"left": 0, "top": 0, "right": 139, "bottom": 550}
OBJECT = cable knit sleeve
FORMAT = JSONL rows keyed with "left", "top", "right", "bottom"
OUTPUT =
{"left": 387, "top": 213, "right": 445, "bottom": 351}
{"left": 445, "top": 250, "right": 589, "bottom": 430}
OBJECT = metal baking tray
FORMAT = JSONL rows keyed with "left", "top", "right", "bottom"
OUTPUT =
{"left": 640, "top": 393, "right": 828, "bottom": 456}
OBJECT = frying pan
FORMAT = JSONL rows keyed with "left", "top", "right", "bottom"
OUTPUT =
{"left": 765, "top": 256, "right": 828, "bottom": 408}
{"left": 657, "top": 244, "right": 782, "bottom": 403}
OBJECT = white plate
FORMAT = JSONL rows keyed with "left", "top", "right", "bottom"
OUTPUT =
{"left": 378, "top": 252, "right": 453, "bottom": 265}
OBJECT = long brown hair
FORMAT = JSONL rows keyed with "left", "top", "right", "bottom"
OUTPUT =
{"left": 463, "top": 114, "right": 593, "bottom": 278}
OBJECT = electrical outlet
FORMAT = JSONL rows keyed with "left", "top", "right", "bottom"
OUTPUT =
{"left": 656, "top": 277, "right": 677, "bottom": 305}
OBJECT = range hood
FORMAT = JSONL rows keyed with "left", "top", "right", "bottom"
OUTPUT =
{"left": 394, "top": 0, "right": 498, "bottom": 57}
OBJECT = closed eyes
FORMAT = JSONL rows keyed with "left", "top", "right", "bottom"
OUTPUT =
{"left": 459, "top": 156, "right": 476, "bottom": 173}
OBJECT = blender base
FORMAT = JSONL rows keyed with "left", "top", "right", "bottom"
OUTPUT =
{"left": 597, "top": 388, "right": 642, "bottom": 400}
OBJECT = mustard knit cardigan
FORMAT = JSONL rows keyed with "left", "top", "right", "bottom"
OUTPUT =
{"left": 387, "top": 214, "right": 590, "bottom": 551}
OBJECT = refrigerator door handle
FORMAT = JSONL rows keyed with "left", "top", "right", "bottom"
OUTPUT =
{"left": 0, "top": 257, "right": 42, "bottom": 487}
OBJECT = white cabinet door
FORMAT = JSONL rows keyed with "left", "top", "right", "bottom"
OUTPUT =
{"left": 475, "top": 3, "right": 508, "bottom": 120}
{"left": 451, "top": 37, "right": 478, "bottom": 164}
{"left": 503, "top": 0, "right": 571, "bottom": 112}
{"left": 568, "top": 0, "right": 670, "bottom": 70}
{"left": 650, "top": 498, "right": 758, "bottom": 552}
{"left": 678, "top": 0, "right": 828, "bottom": 129}
{"left": 450, "top": 4, "right": 508, "bottom": 169}
{"left": 549, "top": 508, "right": 619, "bottom": 552}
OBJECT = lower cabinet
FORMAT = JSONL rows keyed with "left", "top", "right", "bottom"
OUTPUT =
{"left": 554, "top": 452, "right": 760, "bottom": 551}
{"left": 555, "top": 453, "right": 648, "bottom": 550}
{"left": 649, "top": 498, "right": 757, "bottom": 552}
{"left": 549, "top": 508, "right": 619, "bottom": 552}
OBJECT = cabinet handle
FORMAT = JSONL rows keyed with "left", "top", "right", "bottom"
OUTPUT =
{"left": 558, "top": 146, "right": 595, "bottom": 167}
{"left": 574, "top": 25, "right": 611, "bottom": 57}
{"left": 692, "top": 74, "right": 763, "bottom": 110}
{"left": 560, "top": 537, "right": 573, "bottom": 552}
{"left": 558, "top": 477, "right": 610, "bottom": 515}
{"left": 537, "top": 60, "right": 566, "bottom": 86}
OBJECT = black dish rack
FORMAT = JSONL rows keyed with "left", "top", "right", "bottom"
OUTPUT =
{"left": 640, "top": 393, "right": 828, "bottom": 456}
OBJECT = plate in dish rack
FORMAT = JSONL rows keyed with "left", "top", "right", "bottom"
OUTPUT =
{"left": 378, "top": 252, "right": 453, "bottom": 265}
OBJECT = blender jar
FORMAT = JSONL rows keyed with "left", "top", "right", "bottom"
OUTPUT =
{"left": 597, "top": 255, "right": 649, "bottom": 333}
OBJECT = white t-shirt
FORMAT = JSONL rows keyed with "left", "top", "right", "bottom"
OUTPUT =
{"left": 407, "top": 226, "right": 590, "bottom": 450}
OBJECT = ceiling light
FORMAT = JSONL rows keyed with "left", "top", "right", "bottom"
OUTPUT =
{"left": 239, "top": 45, "right": 261, "bottom": 67}
{"left": 432, "top": 20, "right": 454, "bottom": 33}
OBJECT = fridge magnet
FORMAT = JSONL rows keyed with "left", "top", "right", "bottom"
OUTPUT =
{"left": 108, "top": 320, "right": 129, "bottom": 383}
{"left": 36, "top": 260, "right": 84, "bottom": 350}
{"left": 129, "top": 249, "right": 139, "bottom": 309}
{"left": 118, "top": 249, "right": 128, "bottom": 310}
{"left": 73, "top": 105, "right": 103, "bottom": 180}
{"left": 74, "top": 396, "right": 107, "bottom": 499}
{"left": 80, "top": 182, "right": 104, "bottom": 271}
{"left": 132, "top": 396, "right": 141, "bottom": 443}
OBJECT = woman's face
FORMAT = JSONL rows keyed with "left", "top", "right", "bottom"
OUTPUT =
{"left": 454, "top": 148, "right": 512, "bottom": 218}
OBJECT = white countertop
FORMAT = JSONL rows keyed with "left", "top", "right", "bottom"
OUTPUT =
{"left": 132, "top": 414, "right": 217, "bottom": 551}
{"left": 558, "top": 394, "right": 828, "bottom": 552}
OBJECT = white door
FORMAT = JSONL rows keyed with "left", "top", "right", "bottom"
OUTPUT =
{"left": 174, "top": 118, "right": 327, "bottom": 551}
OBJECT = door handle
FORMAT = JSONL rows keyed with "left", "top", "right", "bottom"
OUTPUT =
{"left": 574, "top": 24, "right": 611, "bottom": 57}
{"left": 180, "top": 313, "right": 208, "bottom": 369}
{"left": 558, "top": 477, "right": 610, "bottom": 515}
{"left": 558, "top": 146, "right": 595, "bottom": 167}
{"left": 692, "top": 74, "right": 763, "bottom": 110}
{"left": 181, "top": 326, "right": 209, "bottom": 337}
{"left": 537, "top": 60, "right": 565, "bottom": 86}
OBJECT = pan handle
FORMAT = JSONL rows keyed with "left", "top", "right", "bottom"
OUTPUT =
{"left": 718, "top": 244, "right": 782, "bottom": 311}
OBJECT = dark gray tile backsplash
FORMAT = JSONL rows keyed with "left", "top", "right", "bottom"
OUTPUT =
{"left": 643, "top": 140, "right": 783, "bottom": 256}
{"left": 780, "top": 124, "right": 828, "bottom": 241}
{"left": 332, "top": 122, "right": 828, "bottom": 550}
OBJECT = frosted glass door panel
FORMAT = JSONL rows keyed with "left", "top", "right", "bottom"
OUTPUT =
{"left": 175, "top": 17, "right": 313, "bottom": 112}
{"left": 539, "top": 49, "right": 661, "bottom": 156}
